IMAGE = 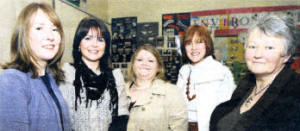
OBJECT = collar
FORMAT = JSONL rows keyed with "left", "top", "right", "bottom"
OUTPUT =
{"left": 125, "top": 79, "right": 166, "bottom": 98}
{"left": 150, "top": 79, "right": 166, "bottom": 95}
{"left": 27, "top": 66, "right": 52, "bottom": 78}
{"left": 190, "top": 55, "right": 214, "bottom": 69}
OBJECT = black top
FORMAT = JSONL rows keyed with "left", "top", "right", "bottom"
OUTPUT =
{"left": 216, "top": 102, "right": 242, "bottom": 130}
{"left": 210, "top": 66, "right": 300, "bottom": 131}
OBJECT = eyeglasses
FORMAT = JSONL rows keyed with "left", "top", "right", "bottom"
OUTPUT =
{"left": 186, "top": 70, "right": 196, "bottom": 101}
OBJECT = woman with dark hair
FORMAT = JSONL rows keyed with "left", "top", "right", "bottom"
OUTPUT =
{"left": 59, "top": 17, "right": 128, "bottom": 131}
{"left": 176, "top": 25, "right": 236, "bottom": 131}
{"left": 210, "top": 14, "right": 300, "bottom": 131}
{"left": 0, "top": 2, "right": 71, "bottom": 130}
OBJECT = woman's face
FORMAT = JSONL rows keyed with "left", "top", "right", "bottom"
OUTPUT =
{"left": 29, "top": 9, "right": 61, "bottom": 66}
{"left": 245, "top": 28, "right": 290, "bottom": 77}
{"left": 80, "top": 28, "right": 106, "bottom": 64}
{"left": 133, "top": 50, "right": 158, "bottom": 81}
{"left": 185, "top": 33, "right": 206, "bottom": 64}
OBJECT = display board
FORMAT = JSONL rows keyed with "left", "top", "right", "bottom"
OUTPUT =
{"left": 111, "top": 17, "right": 137, "bottom": 75}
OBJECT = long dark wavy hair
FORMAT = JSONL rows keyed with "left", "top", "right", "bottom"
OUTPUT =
{"left": 72, "top": 17, "right": 118, "bottom": 117}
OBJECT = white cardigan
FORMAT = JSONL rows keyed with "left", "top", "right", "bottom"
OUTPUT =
{"left": 176, "top": 56, "right": 236, "bottom": 131}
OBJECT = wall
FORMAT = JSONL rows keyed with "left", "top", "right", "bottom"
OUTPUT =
{"left": 108, "top": 0, "right": 300, "bottom": 35}
{"left": 85, "top": 0, "right": 108, "bottom": 22}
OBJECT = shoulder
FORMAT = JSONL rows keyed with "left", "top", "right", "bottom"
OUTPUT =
{"left": 178, "top": 64, "right": 190, "bottom": 77}
{"left": 62, "top": 62, "right": 75, "bottom": 73}
{"left": 0, "top": 69, "right": 30, "bottom": 95}
{"left": 62, "top": 63, "right": 75, "bottom": 83}
{"left": 179, "top": 64, "right": 189, "bottom": 72}
{"left": 208, "top": 58, "right": 231, "bottom": 72}
{"left": 154, "top": 79, "right": 174, "bottom": 87}
{"left": 0, "top": 69, "right": 29, "bottom": 82}
{"left": 154, "top": 79, "right": 181, "bottom": 94}
{"left": 204, "top": 58, "right": 233, "bottom": 78}
{"left": 112, "top": 68, "right": 125, "bottom": 90}
{"left": 284, "top": 71, "right": 300, "bottom": 99}
{"left": 112, "top": 68, "right": 124, "bottom": 81}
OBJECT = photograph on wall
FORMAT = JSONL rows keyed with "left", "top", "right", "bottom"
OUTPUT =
{"left": 137, "top": 22, "right": 159, "bottom": 46}
{"left": 162, "top": 13, "right": 190, "bottom": 36}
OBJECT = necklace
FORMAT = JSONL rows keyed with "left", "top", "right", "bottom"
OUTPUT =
{"left": 186, "top": 66, "right": 196, "bottom": 101}
{"left": 255, "top": 84, "right": 270, "bottom": 95}
{"left": 244, "top": 84, "right": 270, "bottom": 107}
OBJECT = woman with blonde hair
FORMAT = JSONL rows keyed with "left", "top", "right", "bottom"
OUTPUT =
{"left": 126, "top": 44, "right": 188, "bottom": 131}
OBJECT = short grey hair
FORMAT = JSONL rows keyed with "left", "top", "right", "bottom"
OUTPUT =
{"left": 248, "top": 13, "right": 298, "bottom": 57}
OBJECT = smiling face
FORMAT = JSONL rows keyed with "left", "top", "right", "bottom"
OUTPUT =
{"left": 80, "top": 28, "right": 106, "bottom": 64}
{"left": 245, "top": 28, "right": 290, "bottom": 78}
{"left": 133, "top": 49, "right": 158, "bottom": 82}
{"left": 29, "top": 9, "right": 61, "bottom": 67}
{"left": 185, "top": 33, "right": 206, "bottom": 64}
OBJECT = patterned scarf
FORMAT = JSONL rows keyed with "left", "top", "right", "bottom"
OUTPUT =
{"left": 73, "top": 60, "right": 118, "bottom": 117}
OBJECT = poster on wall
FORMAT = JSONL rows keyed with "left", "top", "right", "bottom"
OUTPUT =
{"left": 162, "top": 13, "right": 190, "bottom": 36}
{"left": 191, "top": 6, "right": 300, "bottom": 36}
{"left": 137, "top": 22, "right": 159, "bottom": 46}
{"left": 214, "top": 37, "right": 228, "bottom": 62}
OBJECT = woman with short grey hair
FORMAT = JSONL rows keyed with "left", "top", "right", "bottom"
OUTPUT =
{"left": 247, "top": 14, "right": 296, "bottom": 57}
{"left": 210, "top": 14, "right": 300, "bottom": 130}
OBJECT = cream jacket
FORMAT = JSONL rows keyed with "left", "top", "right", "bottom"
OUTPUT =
{"left": 126, "top": 79, "right": 188, "bottom": 131}
{"left": 177, "top": 56, "right": 236, "bottom": 131}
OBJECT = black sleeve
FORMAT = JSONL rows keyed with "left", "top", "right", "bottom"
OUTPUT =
{"left": 108, "top": 115, "right": 129, "bottom": 131}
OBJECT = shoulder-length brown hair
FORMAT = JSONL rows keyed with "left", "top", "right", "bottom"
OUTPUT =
{"left": 2, "top": 2, "right": 65, "bottom": 83}
{"left": 127, "top": 44, "right": 165, "bottom": 83}
{"left": 181, "top": 24, "right": 214, "bottom": 64}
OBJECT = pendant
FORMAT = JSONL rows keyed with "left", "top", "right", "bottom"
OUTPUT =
{"left": 245, "top": 96, "right": 253, "bottom": 107}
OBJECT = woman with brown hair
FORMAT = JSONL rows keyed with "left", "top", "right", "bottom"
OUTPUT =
{"left": 0, "top": 2, "right": 71, "bottom": 130}
{"left": 177, "top": 25, "right": 236, "bottom": 131}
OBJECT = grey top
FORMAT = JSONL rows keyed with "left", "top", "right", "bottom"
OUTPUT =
{"left": 0, "top": 69, "right": 72, "bottom": 131}
{"left": 59, "top": 63, "right": 128, "bottom": 131}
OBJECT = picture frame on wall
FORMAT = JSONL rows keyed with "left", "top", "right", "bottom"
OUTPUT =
{"left": 65, "top": 0, "right": 80, "bottom": 7}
